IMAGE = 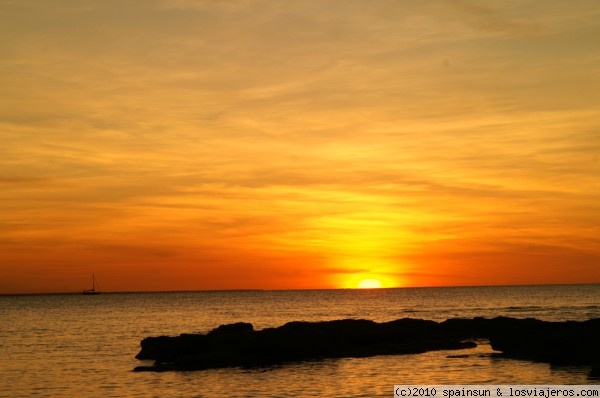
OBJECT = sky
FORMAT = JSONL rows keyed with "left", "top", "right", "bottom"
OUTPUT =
{"left": 1, "top": 0, "right": 599, "bottom": 293}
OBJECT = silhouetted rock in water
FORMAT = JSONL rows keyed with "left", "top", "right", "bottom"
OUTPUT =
{"left": 134, "top": 318, "right": 475, "bottom": 371}
{"left": 488, "top": 318, "right": 600, "bottom": 368}
{"left": 133, "top": 317, "right": 600, "bottom": 377}
{"left": 443, "top": 317, "right": 600, "bottom": 378}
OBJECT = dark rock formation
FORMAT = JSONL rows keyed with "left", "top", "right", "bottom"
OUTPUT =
{"left": 134, "top": 317, "right": 600, "bottom": 377}
{"left": 487, "top": 318, "right": 600, "bottom": 373}
{"left": 134, "top": 318, "right": 475, "bottom": 371}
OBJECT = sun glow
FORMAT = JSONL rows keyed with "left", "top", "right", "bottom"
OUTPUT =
{"left": 357, "top": 279, "right": 382, "bottom": 289}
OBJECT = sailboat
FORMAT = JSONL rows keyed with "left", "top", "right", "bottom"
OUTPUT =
{"left": 82, "top": 274, "right": 100, "bottom": 295}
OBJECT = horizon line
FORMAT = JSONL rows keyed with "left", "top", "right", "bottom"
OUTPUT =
{"left": 1, "top": 282, "right": 599, "bottom": 296}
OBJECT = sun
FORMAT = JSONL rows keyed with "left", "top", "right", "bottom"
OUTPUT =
{"left": 357, "top": 279, "right": 382, "bottom": 289}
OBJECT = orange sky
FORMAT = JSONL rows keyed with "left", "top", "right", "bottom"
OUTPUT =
{"left": 1, "top": 1, "right": 600, "bottom": 293}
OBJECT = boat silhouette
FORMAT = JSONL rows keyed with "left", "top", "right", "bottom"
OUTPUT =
{"left": 82, "top": 274, "right": 100, "bottom": 295}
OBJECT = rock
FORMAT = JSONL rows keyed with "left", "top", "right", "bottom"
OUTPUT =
{"left": 133, "top": 316, "right": 600, "bottom": 376}
{"left": 488, "top": 318, "right": 600, "bottom": 374}
{"left": 134, "top": 318, "right": 475, "bottom": 371}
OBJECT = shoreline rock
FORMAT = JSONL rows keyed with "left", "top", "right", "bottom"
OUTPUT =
{"left": 134, "top": 317, "right": 600, "bottom": 377}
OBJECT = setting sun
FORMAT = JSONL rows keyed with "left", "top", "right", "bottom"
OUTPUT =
{"left": 357, "top": 279, "right": 382, "bottom": 289}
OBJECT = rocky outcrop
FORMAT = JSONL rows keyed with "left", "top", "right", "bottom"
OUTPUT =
{"left": 134, "top": 317, "right": 600, "bottom": 377}
{"left": 134, "top": 318, "right": 475, "bottom": 371}
{"left": 487, "top": 318, "right": 600, "bottom": 372}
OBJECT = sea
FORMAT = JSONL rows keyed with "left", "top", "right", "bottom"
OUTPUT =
{"left": 1, "top": 284, "right": 599, "bottom": 398}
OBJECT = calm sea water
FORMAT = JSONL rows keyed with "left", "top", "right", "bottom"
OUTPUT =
{"left": 1, "top": 285, "right": 599, "bottom": 397}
